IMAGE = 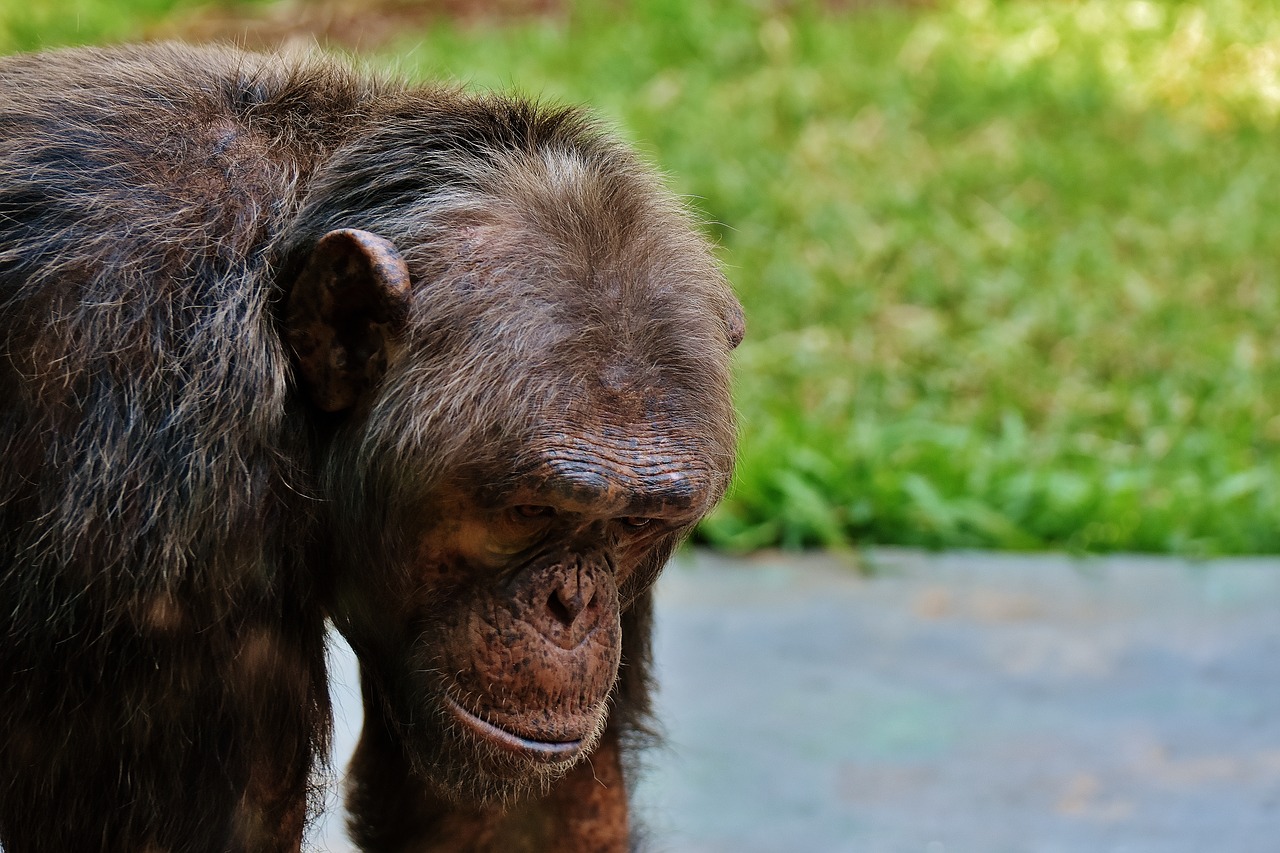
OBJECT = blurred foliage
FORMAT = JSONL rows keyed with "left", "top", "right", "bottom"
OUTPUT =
{"left": 5, "top": 0, "right": 1280, "bottom": 554}
{"left": 1, "top": 0, "right": 197, "bottom": 49}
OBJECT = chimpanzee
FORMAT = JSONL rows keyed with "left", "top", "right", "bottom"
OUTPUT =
{"left": 0, "top": 42, "right": 742, "bottom": 853}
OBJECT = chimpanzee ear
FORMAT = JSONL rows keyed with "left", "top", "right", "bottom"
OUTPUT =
{"left": 725, "top": 299, "right": 746, "bottom": 349}
{"left": 285, "top": 228, "right": 412, "bottom": 413}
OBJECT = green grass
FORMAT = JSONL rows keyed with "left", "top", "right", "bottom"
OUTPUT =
{"left": 7, "top": 0, "right": 1280, "bottom": 554}
{"left": 1, "top": 0, "right": 195, "bottom": 49}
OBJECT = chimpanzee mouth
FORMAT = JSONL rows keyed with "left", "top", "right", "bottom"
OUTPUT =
{"left": 443, "top": 695, "right": 585, "bottom": 760}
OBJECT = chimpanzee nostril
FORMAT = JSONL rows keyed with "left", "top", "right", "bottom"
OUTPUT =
{"left": 547, "top": 571, "right": 597, "bottom": 630}
{"left": 547, "top": 588, "right": 574, "bottom": 627}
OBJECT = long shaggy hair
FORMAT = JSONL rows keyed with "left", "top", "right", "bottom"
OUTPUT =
{"left": 0, "top": 42, "right": 739, "bottom": 852}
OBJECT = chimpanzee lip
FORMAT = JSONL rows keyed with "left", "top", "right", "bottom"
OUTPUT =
{"left": 443, "top": 695, "right": 585, "bottom": 759}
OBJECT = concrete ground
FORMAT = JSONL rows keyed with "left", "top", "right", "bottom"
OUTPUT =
{"left": 311, "top": 549, "right": 1280, "bottom": 853}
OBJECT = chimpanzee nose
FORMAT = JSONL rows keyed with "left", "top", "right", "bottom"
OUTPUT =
{"left": 542, "top": 563, "right": 596, "bottom": 645}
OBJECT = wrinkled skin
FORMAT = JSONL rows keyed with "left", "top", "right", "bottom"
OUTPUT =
{"left": 330, "top": 414, "right": 725, "bottom": 848}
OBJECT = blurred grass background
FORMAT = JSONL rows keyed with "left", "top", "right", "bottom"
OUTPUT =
{"left": 4, "top": 0, "right": 1280, "bottom": 555}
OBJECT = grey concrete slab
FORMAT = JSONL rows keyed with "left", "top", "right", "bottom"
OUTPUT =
{"left": 310, "top": 549, "right": 1280, "bottom": 853}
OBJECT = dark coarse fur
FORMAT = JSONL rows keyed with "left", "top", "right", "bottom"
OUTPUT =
{"left": 0, "top": 43, "right": 741, "bottom": 853}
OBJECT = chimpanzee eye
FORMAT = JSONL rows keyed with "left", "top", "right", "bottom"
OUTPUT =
{"left": 620, "top": 516, "right": 653, "bottom": 529}
{"left": 512, "top": 505, "right": 554, "bottom": 521}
